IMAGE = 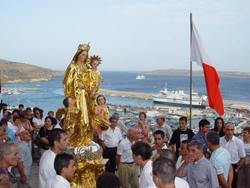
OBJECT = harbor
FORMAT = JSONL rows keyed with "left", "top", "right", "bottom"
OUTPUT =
{"left": 1, "top": 74, "right": 250, "bottom": 135}
{"left": 100, "top": 88, "right": 250, "bottom": 108}
{"left": 101, "top": 88, "right": 250, "bottom": 134}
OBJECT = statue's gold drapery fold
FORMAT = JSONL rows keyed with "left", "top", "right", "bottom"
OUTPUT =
{"left": 63, "top": 63, "right": 89, "bottom": 127}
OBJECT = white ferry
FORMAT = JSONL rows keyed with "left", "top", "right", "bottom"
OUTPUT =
{"left": 136, "top": 74, "right": 145, "bottom": 80}
{"left": 152, "top": 83, "right": 207, "bottom": 109}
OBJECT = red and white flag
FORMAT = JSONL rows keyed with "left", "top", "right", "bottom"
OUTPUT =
{"left": 191, "top": 20, "right": 224, "bottom": 116}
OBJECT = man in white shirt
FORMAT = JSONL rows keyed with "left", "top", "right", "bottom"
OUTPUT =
{"left": 101, "top": 116, "right": 123, "bottom": 173}
{"left": 220, "top": 122, "right": 246, "bottom": 188}
{"left": 38, "top": 128, "right": 68, "bottom": 188}
{"left": 112, "top": 112, "right": 128, "bottom": 137}
{"left": 46, "top": 153, "right": 76, "bottom": 188}
{"left": 152, "top": 157, "right": 189, "bottom": 188}
{"left": 152, "top": 115, "right": 173, "bottom": 143}
{"left": 131, "top": 141, "right": 157, "bottom": 188}
{"left": 116, "top": 128, "right": 139, "bottom": 188}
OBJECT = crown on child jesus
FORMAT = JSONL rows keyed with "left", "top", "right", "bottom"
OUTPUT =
{"left": 89, "top": 55, "right": 102, "bottom": 64}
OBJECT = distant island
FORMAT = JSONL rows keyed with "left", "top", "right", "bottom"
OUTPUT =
{"left": 144, "top": 69, "right": 250, "bottom": 78}
{"left": 0, "top": 58, "right": 64, "bottom": 83}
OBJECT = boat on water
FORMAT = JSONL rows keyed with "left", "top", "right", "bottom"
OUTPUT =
{"left": 152, "top": 83, "right": 207, "bottom": 108}
{"left": 1, "top": 88, "right": 21, "bottom": 95}
{"left": 136, "top": 74, "right": 145, "bottom": 80}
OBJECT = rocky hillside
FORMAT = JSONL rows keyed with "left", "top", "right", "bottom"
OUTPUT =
{"left": 0, "top": 58, "right": 63, "bottom": 83}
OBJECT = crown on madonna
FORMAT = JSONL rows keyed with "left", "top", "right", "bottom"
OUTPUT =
{"left": 77, "top": 43, "right": 90, "bottom": 52}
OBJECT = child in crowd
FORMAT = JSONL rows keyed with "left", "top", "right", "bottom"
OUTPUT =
{"left": 151, "top": 130, "right": 169, "bottom": 160}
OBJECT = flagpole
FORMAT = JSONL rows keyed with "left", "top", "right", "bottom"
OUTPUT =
{"left": 189, "top": 13, "right": 193, "bottom": 129}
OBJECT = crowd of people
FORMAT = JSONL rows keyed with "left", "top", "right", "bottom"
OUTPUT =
{"left": 100, "top": 113, "right": 250, "bottom": 188}
{"left": 1, "top": 101, "right": 250, "bottom": 188}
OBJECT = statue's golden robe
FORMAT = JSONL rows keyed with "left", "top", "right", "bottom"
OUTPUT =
{"left": 63, "top": 63, "right": 90, "bottom": 127}
{"left": 88, "top": 69, "right": 101, "bottom": 94}
{"left": 55, "top": 107, "right": 92, "bottom": 146}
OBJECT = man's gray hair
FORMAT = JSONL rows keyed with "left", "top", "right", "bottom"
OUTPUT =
{"left": 189, "top": 140, "right": 203, "bottom": 150}
{"left": 111, "top": 112, "right": 119, "bottom": 120}
{"left": 159, "top": 149, "right": 176, "bottom": 162}
{"left": 0, "top": 143, "right": 16, "bottom": 160}
{"left": 225, "top": 122, "right": 235, "bottom": 128}
{"left": 152, "top": 157, "right": 176, "bottom": 185}
{"left": 206, "top": 131, "right": 220, "bottom": 145}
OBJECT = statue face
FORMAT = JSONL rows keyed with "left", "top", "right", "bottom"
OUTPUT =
{"left": 91, "top": 60, "right": 99, "bottom": 69}
{"left": 68, "top": 97, "right": 76, "bottom": 107}
{"left": 97, "top": 96, "right": 105, "bottom": 105}
{"left": 77, "top": 51, "right": 88, "bottom": 62}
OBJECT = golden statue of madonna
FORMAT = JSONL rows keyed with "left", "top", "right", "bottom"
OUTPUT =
{"left": 63, "top": 43, "right": 90, "bottom": 131}
{"left": 61, "top": 43, "right": 105, "bottom": 188}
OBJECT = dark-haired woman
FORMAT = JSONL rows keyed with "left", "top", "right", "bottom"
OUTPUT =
{"left": 212, "top": 117, "right": 225, "bottom": 137}
{"left": 38, "top": 116, "right": 54, "bottom": 155}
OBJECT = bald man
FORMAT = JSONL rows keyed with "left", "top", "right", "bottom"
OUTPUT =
{"left": 116, "top": 128, "right": 139, "bottom": 188}
{"left": 220, "top": 122, "right": 246, "bottom": 188}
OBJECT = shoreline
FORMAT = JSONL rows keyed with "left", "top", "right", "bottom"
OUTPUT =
{"left": 6, "top": 78, "right": 51, "bottom": 83}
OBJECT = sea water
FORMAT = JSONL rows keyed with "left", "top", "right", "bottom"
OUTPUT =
{"left": 1, "top": 71, "right": 250, "bottom": 113}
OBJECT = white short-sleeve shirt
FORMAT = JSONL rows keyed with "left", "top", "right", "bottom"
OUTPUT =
{"left": 101, "top": 126, "right": 123, "bottom": 148}
{"left": 139, "top": 160, "right": 157, "bottom": 188}
{"left": 175, "top": 177, "right": 190, "bottom": 188}
{"left": 117, "top": 138, "right": 134, "bottom": 163}
{"left": 32, "top": 117, "right": 44, "bottom": 128}
{"left": 38, "top": 149, "right": 56, "bottom": 188}
{"left": 220, "top": 136, "right": 246, "bottom": 164}
{"left": 46, "top": 175, "right": 70, "bottom": 188}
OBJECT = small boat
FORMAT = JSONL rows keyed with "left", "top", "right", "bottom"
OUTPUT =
{"left": 12, "top": 88, "right": 21, "bottom": 95}
{"left": 152, "top": 83, "right": 207, "bottom": 109}
{"left": 136, "top": 75, "right": 145, "bottom": 80}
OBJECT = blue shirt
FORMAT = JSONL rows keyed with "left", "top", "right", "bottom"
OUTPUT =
{"left": 192, "top": 131, "right": 208, "bottom": 152}
{"left": 6, "top": 127, "right": 15, "bottom": 144}
{"left": 210, "top": 146, "right": 231, "bottom": 181}
{"left": 14, "top": 141, "right": 33, "bottom": 176}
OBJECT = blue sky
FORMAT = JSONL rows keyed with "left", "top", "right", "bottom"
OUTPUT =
{"left": 0, "top": 0, "right": 249, "bottom": 71}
